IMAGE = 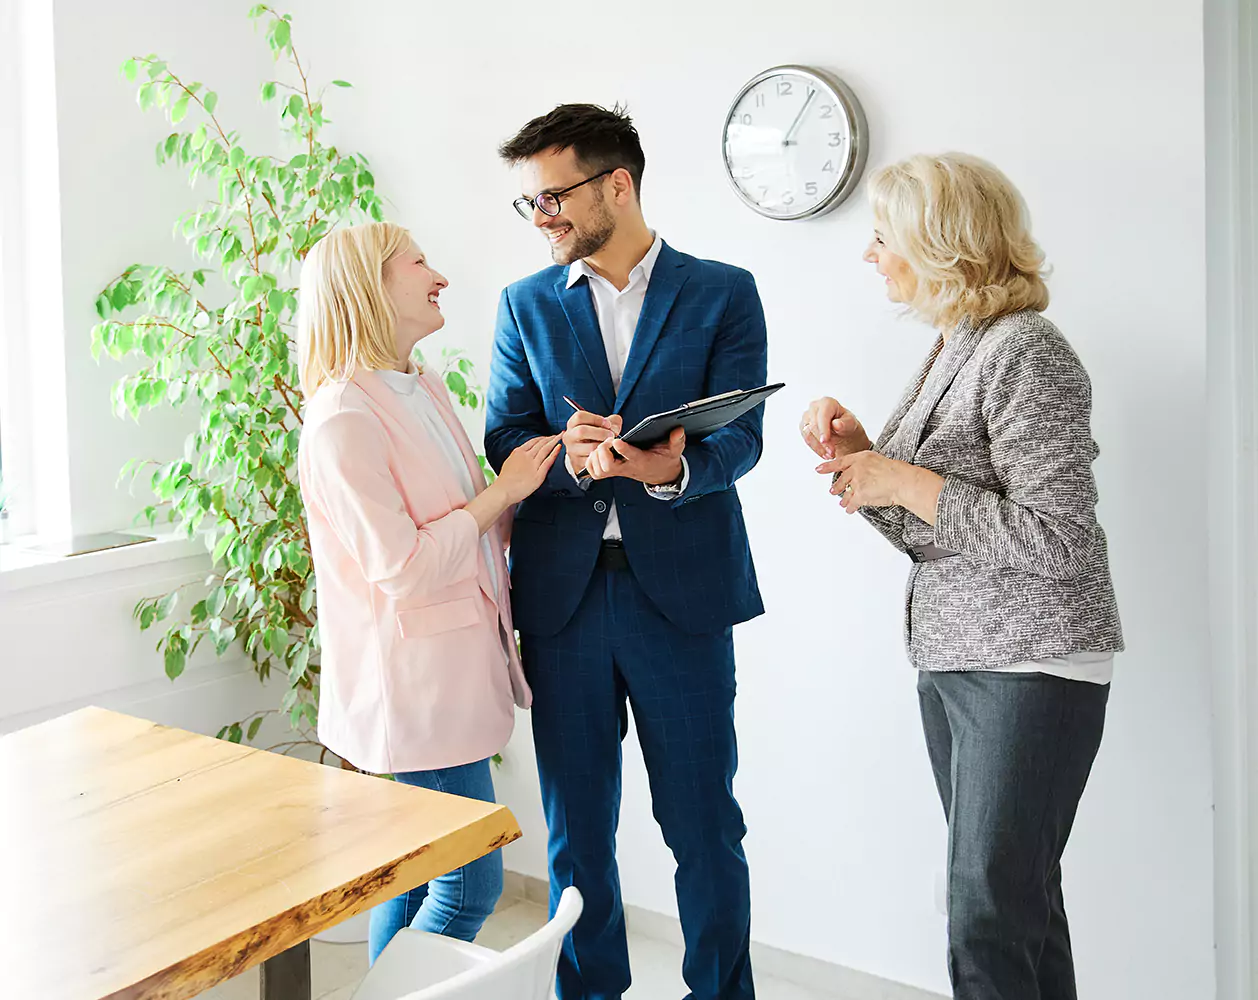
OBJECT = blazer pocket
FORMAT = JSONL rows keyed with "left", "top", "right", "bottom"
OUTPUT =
{"left": 513, "top": 499, "right": 556, "bottom": 524}
{"left": 675, "top": 489, "right": 740, "bottom": 522}
{"left": 396, "top": 597, "right": 481, "bottom": 639}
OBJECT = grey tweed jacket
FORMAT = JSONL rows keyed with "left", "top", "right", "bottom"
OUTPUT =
{"left": 861, "top": 308, "right": 1124, "bottom": 671}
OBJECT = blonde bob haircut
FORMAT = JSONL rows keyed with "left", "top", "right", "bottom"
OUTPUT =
{"left": 297, "top": 221, "right": 414, "bottom": 396}
{"left": 867, "top": 153, "right": 1049, "bottom": 330}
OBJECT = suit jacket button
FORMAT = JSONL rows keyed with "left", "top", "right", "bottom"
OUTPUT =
{"left": 594, "top": 500, "right": 608, "bottom": 514}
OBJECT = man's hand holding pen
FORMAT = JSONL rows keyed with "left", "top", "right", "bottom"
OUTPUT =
{"left": 562, "top": 396, "right": 685, "bottom": 486}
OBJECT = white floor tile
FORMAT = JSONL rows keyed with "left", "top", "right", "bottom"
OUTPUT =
{"left": 475, "top": 899, "right": 552, "bottom": 952}
{"left": 312, "top": 940, "right": 369, "bottom": 997}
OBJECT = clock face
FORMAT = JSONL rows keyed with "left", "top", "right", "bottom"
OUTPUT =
{"left": 722, "top": 65, "right": 867, "bottom": 221}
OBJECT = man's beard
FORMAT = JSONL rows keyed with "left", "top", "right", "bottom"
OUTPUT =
{"left": 551, "top": 195, "right": 616, "bottom": 265}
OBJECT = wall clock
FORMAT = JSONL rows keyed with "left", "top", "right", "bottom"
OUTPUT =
{"left": 722, "top": 64, "right": 868, "bottom": 221}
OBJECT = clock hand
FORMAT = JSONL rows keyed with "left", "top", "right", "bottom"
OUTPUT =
{"left": 783, "top": 88, "right": 818, "bottom": 146}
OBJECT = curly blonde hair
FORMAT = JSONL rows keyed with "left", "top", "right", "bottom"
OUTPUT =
{"left": 297, "top": 221, "right": 414, "bottom": 396}
{"left": 867, "top": 153, "right": 1049, "bottom": 329}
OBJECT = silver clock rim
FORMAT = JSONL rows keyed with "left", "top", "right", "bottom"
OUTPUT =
{"left": 721, "top": 63, "right": 869, "bottom": 222}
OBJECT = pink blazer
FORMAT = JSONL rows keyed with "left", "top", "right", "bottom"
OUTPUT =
{"left": 298, "top": 366, "right": 530, "bottom": 775}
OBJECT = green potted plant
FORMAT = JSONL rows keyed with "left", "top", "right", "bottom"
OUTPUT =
{"left": 92, "top": 5, "right": 488, "bottom": 756}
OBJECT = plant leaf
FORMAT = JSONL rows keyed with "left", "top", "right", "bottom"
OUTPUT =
{"left": 164, "top": 642, "right": 186, "bottom": 680}
{"left": 155, "top": 590, "right": 178, "bottom": 622}
{"left": 207, "top": 587, "right": 227, "bottom": 617}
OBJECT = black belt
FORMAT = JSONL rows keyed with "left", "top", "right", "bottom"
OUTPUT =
{"left": 597, "top": 539, "right": 630, "bottom": 571}
{"left": 907, "top": 542, "right": 959, "bottom": 563}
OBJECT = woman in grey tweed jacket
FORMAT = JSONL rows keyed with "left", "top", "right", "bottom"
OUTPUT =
{"left": 802, "top": 153, "right": 1123, "bottom": 1000}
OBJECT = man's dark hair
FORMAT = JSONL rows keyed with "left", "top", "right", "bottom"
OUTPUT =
{"left": 498, "top": 103, "right": 646, "bottom": 199}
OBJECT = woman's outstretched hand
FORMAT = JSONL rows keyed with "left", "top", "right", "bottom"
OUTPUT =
{"left": 495, "top": 435, "right": 564, "bottom": 504}
{"left": 468, "top": 435, "right": 562, "bottom": 535}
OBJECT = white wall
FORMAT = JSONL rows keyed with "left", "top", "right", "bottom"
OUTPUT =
{"left": 1204, "top": 0, "right": 1258, "bottom": 993}
{"left": 17, "top": 1, "right": 1216, "bottom": 997}
{"left": 0, "top": 544, "right": 262, "bottom": 738}
{"left": 284, "top": 2, "right": 1215, "bottom": 997}
{"left": 50, "top": 0, "right": 279, "bottom": 536}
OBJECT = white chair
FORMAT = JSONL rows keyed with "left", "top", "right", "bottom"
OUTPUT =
{"left": 351, "top": 887, "right": 583, "bottom": 1000}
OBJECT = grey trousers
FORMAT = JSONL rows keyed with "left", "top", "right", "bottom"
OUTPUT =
{"left": 916, "top": 669, "right": 1109, "bottom": 1000}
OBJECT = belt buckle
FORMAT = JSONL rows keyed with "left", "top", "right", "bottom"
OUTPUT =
{"left": 599, "top": 540, "right": 629, "bottom": 572}
{"left": 907, "top": 545, "right": 923, "bottom": 563}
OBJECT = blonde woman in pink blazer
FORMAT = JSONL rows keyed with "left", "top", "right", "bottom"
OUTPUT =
{"left": 296, "top": 222, "right": 561, "bottom": 963}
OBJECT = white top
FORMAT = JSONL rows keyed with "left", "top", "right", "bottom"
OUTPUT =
{"left": 983, "top": 650, "right": 1114, "bottom": 685}
{"left": 375, "top": 364, "right": 501, "bottom": 603}
{"left": 563, "top": 233, "right": 690, "bottom": 540}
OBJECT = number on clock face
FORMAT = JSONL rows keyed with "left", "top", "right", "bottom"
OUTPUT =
{"left": 722, "top": 67, "right": 863, "bottom": 220}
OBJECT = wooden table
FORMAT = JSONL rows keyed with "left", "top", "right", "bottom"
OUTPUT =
{"left": 0, "top": 707, "right": 522, "bottom": 999}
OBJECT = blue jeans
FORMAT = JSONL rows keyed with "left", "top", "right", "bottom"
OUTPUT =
{"left": 366, "top": 758, "right": 504, "bottom": 965}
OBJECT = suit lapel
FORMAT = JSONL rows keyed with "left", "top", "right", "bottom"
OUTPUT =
{"left": 883, "top": 318, "right": 988, "bottom": 462}
{"left": 615, "top": 242, "right": 688, "bottom": 411}
{"left": 416, "top": 369, "right": 507, "bottom": 609}
{"left": 874, "top": 370, "right": 921, "bottom": 455}
{"left": 355, "top": 368, "right": 503, "bottom": 611}
{"left": 554, "top": 273, "right": 616, "bottom": 413}
{"left": 350, "top": 369, "right": 467, "bottom": 515}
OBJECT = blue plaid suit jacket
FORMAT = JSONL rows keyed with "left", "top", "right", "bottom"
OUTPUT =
{"left": 485, "top": 241, "right": 767, "bottom": 637}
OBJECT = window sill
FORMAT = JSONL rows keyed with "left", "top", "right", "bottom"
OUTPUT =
{"left": 0, "top": 530, "right": 207, "bottom": 593}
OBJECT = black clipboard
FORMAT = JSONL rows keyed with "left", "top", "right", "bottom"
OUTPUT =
{"left": 574, "top": 382, "right": 785, "bottom": 480}
{"left": 618, "top": 382, "right": 785, "bottom": 448}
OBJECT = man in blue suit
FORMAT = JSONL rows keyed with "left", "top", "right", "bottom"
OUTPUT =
{"left": 486, "top": 104, "right": 767, "bottom": 1000}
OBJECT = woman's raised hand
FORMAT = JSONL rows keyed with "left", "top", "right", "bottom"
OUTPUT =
{"left": 799, "top": 397, "right": 872, "bottom": 460}
{"left": 495, "top": 435, "right": 564, "bottom": 504}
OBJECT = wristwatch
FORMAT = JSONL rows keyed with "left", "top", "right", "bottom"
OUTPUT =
{"left": 644, "top": 470, "right": 685, "bottom": 498}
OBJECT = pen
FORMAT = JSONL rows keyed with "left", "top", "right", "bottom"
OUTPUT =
{"left": 563, "top": 395, "right": 626, "bottom": 476}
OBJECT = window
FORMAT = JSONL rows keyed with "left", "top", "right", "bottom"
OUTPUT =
{"left": 0, "top": 0, "right": 71, "bottom": 542}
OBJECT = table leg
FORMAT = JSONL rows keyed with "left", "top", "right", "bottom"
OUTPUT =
{"left": 259, "top": 939, "right": 311, "bottom": 1000}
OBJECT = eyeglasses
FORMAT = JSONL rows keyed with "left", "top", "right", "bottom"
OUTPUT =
{"left": 513, "top": 169, "right": 616, "bottom": 220}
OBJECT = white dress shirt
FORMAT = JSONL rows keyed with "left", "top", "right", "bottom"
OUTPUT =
{"left": 563, "top": 233, "right": 689, "bottom": 540}
{"left": 985, "top": 650, "right": 1114, "bottom": 684}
